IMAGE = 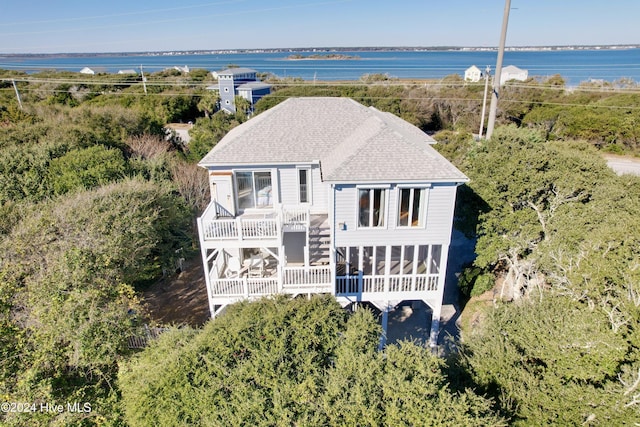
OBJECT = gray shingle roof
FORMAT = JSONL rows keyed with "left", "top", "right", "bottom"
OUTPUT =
{"left": 199, "top": 97, "right": 468, "bottom": 183}
{"left": 237, "top": 82, "right": 271, "bottom": 90}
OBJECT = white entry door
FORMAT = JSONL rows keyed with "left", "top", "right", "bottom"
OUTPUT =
{"left": 213, "top": 177, "right": 235, "bottom": 216}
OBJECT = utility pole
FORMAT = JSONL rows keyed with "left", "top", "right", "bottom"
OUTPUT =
{"left": 479, "top": 66, "right": 491, "bottom": 139}
{"left": 485, "top": 0, "right": 512, "bottom": 140}
{"left": 140, "top": 65, "right": 148, "bottom": 95}
{"left": 11, "top": 79, "right": 23, "bottom": 110}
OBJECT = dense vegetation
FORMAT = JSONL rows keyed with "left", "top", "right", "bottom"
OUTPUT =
{"left": 436, "top": 127, "right": 640, "bottom": 424}
{"left": 0, "top": 68, "right": 639, "bottom": 425}
{"left": 119, "top": 296, "right": 504, "bottom": 426}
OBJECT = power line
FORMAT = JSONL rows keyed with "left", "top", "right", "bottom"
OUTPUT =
{"left": 0, "top": 1, "right": 245, "bottom": 27}
{"left": 4, "top": 75, "right": 639, "bottom": 92}
{"left": 3, "top": 85, "right": 639, "bottom": 111}
{"left": 0, "top": 0, "right": 354, "bottom": 37}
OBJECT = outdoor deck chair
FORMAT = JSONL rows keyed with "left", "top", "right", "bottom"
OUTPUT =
{"left": 248, "top": 255, "right": 265, "bottom": 278}
{"left": 225, "top": 257, "right": 242, "bottom": 278}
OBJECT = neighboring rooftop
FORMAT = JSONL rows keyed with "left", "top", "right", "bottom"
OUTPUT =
{"left": 237, "top": 81, "right": 272, "bottom": 90}
{"left": 218, "top": 67, "right": 258, "bottom": 76}
{"left": 200, "top": 97, "right": 468, "bottom": 183}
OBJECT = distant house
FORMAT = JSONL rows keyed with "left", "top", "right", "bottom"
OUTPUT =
{"left": 210, "top": 67, "right": 271, "bottom": 114}
{"left": 196, "top": 97, "right": 468, "bottom": 347}
{"left": 118, "top": 69, "right": 138, "bottom": 75}
{"left": 500, "top": 65, "right": 528, "bottom": 85}
{"left": 173, "top": 65, "right": 190, "bottom": 74}
{"left": 79, "top": 67, "right": 107, "bottom": 75}
{"left": 464, "top": 65, "right": 482, "bottom": 82}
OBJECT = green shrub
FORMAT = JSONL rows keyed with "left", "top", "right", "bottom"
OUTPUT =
{"left": 48, "top": 145, "right": 128, "bottom": 194}
{"left": 458, "top": 265, "right": 495, "bottom": 298}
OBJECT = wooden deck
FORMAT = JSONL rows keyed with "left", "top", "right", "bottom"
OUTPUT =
{"left": 209, "top": 264, "right": 334, "bottom": 300}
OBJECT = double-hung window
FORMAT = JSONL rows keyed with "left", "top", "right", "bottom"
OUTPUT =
{"left": 358, "top": 188, "right": 386, "bottom": 228}
{"left": 397, "top": 188, "right": 426, "bottom": 227}
{"left": 236, "top": 171, "right": 272, "bottom": 209}
{"left": 298, "top": 168, "right": 311, "bottom": 204}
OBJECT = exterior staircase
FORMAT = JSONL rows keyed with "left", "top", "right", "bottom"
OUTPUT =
{"left": 309, "top": 225, "right": 331, "bottom": 266}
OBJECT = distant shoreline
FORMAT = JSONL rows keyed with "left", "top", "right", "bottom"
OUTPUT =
{"left": 1, "top": 45, "right": 638, "bottom": 58}
{"left": 284, "top": 53, "right": 360, "bottom": 61}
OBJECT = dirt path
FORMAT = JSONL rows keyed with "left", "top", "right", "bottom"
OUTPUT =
{"left": 142, "top": 257, "right": 210, "bottom": 327}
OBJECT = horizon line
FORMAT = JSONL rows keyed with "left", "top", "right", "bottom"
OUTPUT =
{"left": 2, "top": 43, "right": 639, "bottom": 57}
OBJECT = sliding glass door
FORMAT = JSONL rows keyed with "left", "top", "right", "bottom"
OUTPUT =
{"left": 236, "top": 171, "right": 272, "bottom": 209}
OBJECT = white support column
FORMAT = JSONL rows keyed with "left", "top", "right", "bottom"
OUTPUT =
{"left": 411, "top": 244, "right": 419, "bottom": 291}
{"left": 279, "top": 245, "right": 286, "bottom": 292}
{"left": 358, "top": 246, "right": 364, "bottom": 295}
{"left": 236, "top": 217, "right": 243, "bottom": 241}
{"left": 329, "top": 247, "right": 336, "bottom": 296}
{"left": 197, "top": 217, "right": 216, "bottom": 318}
{"left": 436, "top": 244, "right": 450, "bottom": 302}
{"left": 429, "top": 243, "right": 450, "bottom": 348}
{"left": 304, "top": 245, "right": 310, "bottom": 268}
{"left": 429, "top": 302, "right": 442, "bottom": 348}
{"left": 383, "top": 245, "right": 391, "bottom": 293}
{"left": 379, "top": 302, "right": 390, "bottom": 350}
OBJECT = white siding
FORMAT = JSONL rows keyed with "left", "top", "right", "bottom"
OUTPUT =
{"left": 277, "top": 165, "right": 328, "bottom": 213}
{"left": 311, "top": 167, "right": 329, "bottom": 213}
{"left": 333, "top": 183, "right": 458, "bottom": 247}
{"left": 278, "top": 167, "right": 299, "bottom": 206}
{"left": 424, "top": 184, "right": 458, "bottom": 240}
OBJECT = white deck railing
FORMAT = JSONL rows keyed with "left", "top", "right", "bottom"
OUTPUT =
{"left": 200, "top": 204, "right": 312, "bottom": 241}
{"left": 281, "top": 206, "right": 309, "bottom": 225}
{"left": 209, "top": 265, "right": 332, "bottom": 298}
{"left": 240, "top": 218, "right": 278, "bottom": 239}
{"left": 209, "top": 272, "right": 438, "bottom": 298}
{"left": 283, "top": 266, "right": 332, "bottom": 288}
{"left": 211, "top": 277, "right": 279, "bottom": 297}
{"left": 201, "top": 217, "right": 278, "bottom": 240}
{"left": 336, "top": 274, "right": 439, "bottom": 295}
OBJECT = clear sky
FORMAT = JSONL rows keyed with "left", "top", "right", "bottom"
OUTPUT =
{"left": 1, "top": 0, "right": 639, "bottom": 54}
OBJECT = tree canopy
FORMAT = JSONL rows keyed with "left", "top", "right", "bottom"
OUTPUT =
{"left": 435, "top": 126, "right": 640, "bottom": 425}
{"left": 0, "top": 66, "right": 639, "bottom": 425}
{"left": 119, "top": 296, "right": 504, "bottom": 426}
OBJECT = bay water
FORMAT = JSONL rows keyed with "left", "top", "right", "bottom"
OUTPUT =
{"left": 2, "top": 48, "right": 639, "bottom": 86}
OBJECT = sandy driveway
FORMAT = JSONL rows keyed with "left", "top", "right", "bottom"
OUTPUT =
{"left": 604, "top": 154, "right": 640, "bottom": 176}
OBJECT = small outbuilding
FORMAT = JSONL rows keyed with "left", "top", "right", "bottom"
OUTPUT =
{"left": 500, "top": 65, "right": 528, "bottom": 85}
{"left": 464, "top": 65, "right": 482, "bottom": 82}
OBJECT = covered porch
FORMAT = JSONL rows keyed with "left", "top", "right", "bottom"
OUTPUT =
{"left": 202, "top": 245, "right": 333, "bottom": 316}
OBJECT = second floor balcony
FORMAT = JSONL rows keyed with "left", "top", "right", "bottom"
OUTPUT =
{"left": 199, "top": 202, "right": 311, "bottom": 242}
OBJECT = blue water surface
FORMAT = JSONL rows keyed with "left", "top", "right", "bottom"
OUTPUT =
{"left": 1, "top": 49, "right": 639, "bottom": 86}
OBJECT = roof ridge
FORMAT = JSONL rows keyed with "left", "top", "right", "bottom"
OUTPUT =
{"left": 199, "top": 97, "right": 468, "bottom": 183}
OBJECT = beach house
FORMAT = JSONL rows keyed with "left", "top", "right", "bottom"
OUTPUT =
{"left": 464, "top": 65, "right": 482, "bottom": 82}
{"left": 500, "top": 65, "right": 528, "bottom": 85}
{"left": 196, "top": 97, "right": 468, "bottom": 346}
{"left": 211, "top": 67, "right": 272, "bottom": 114}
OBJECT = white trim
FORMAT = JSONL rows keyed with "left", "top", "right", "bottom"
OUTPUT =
{"left": 396, "top": 187, "right": 429, "bottom": 229}
{"left": 296, "top": 166, "right": 312, "bottom": 205}
{"left": 356, "top": 187, "right": 388, "bottom": 229}
{"left": 355, "top": 183, "right": 391, "bottom": 189}
{"left": 233, "top": 169, "right": 274, "bottom": 211}
{"left": 330, "top": 179, "right": 469, "bottom": 184}
{"left": 200, "top": 160, "right": 321, "bottom": 168}
{"left": 396, "top": 183, "right": 432, "bottom": 189}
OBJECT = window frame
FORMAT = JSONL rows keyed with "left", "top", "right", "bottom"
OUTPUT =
{"left": 297, "top": 167, "right": 312, "bottom": 204}
{"left": 396, "top": 186, "right": 429, "bottom": 228}
{"left": 356, "top": 186, "right": 389, "bottom": 229}
{"left": 234, "top": 170, "right": 273, "bottom": 210}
